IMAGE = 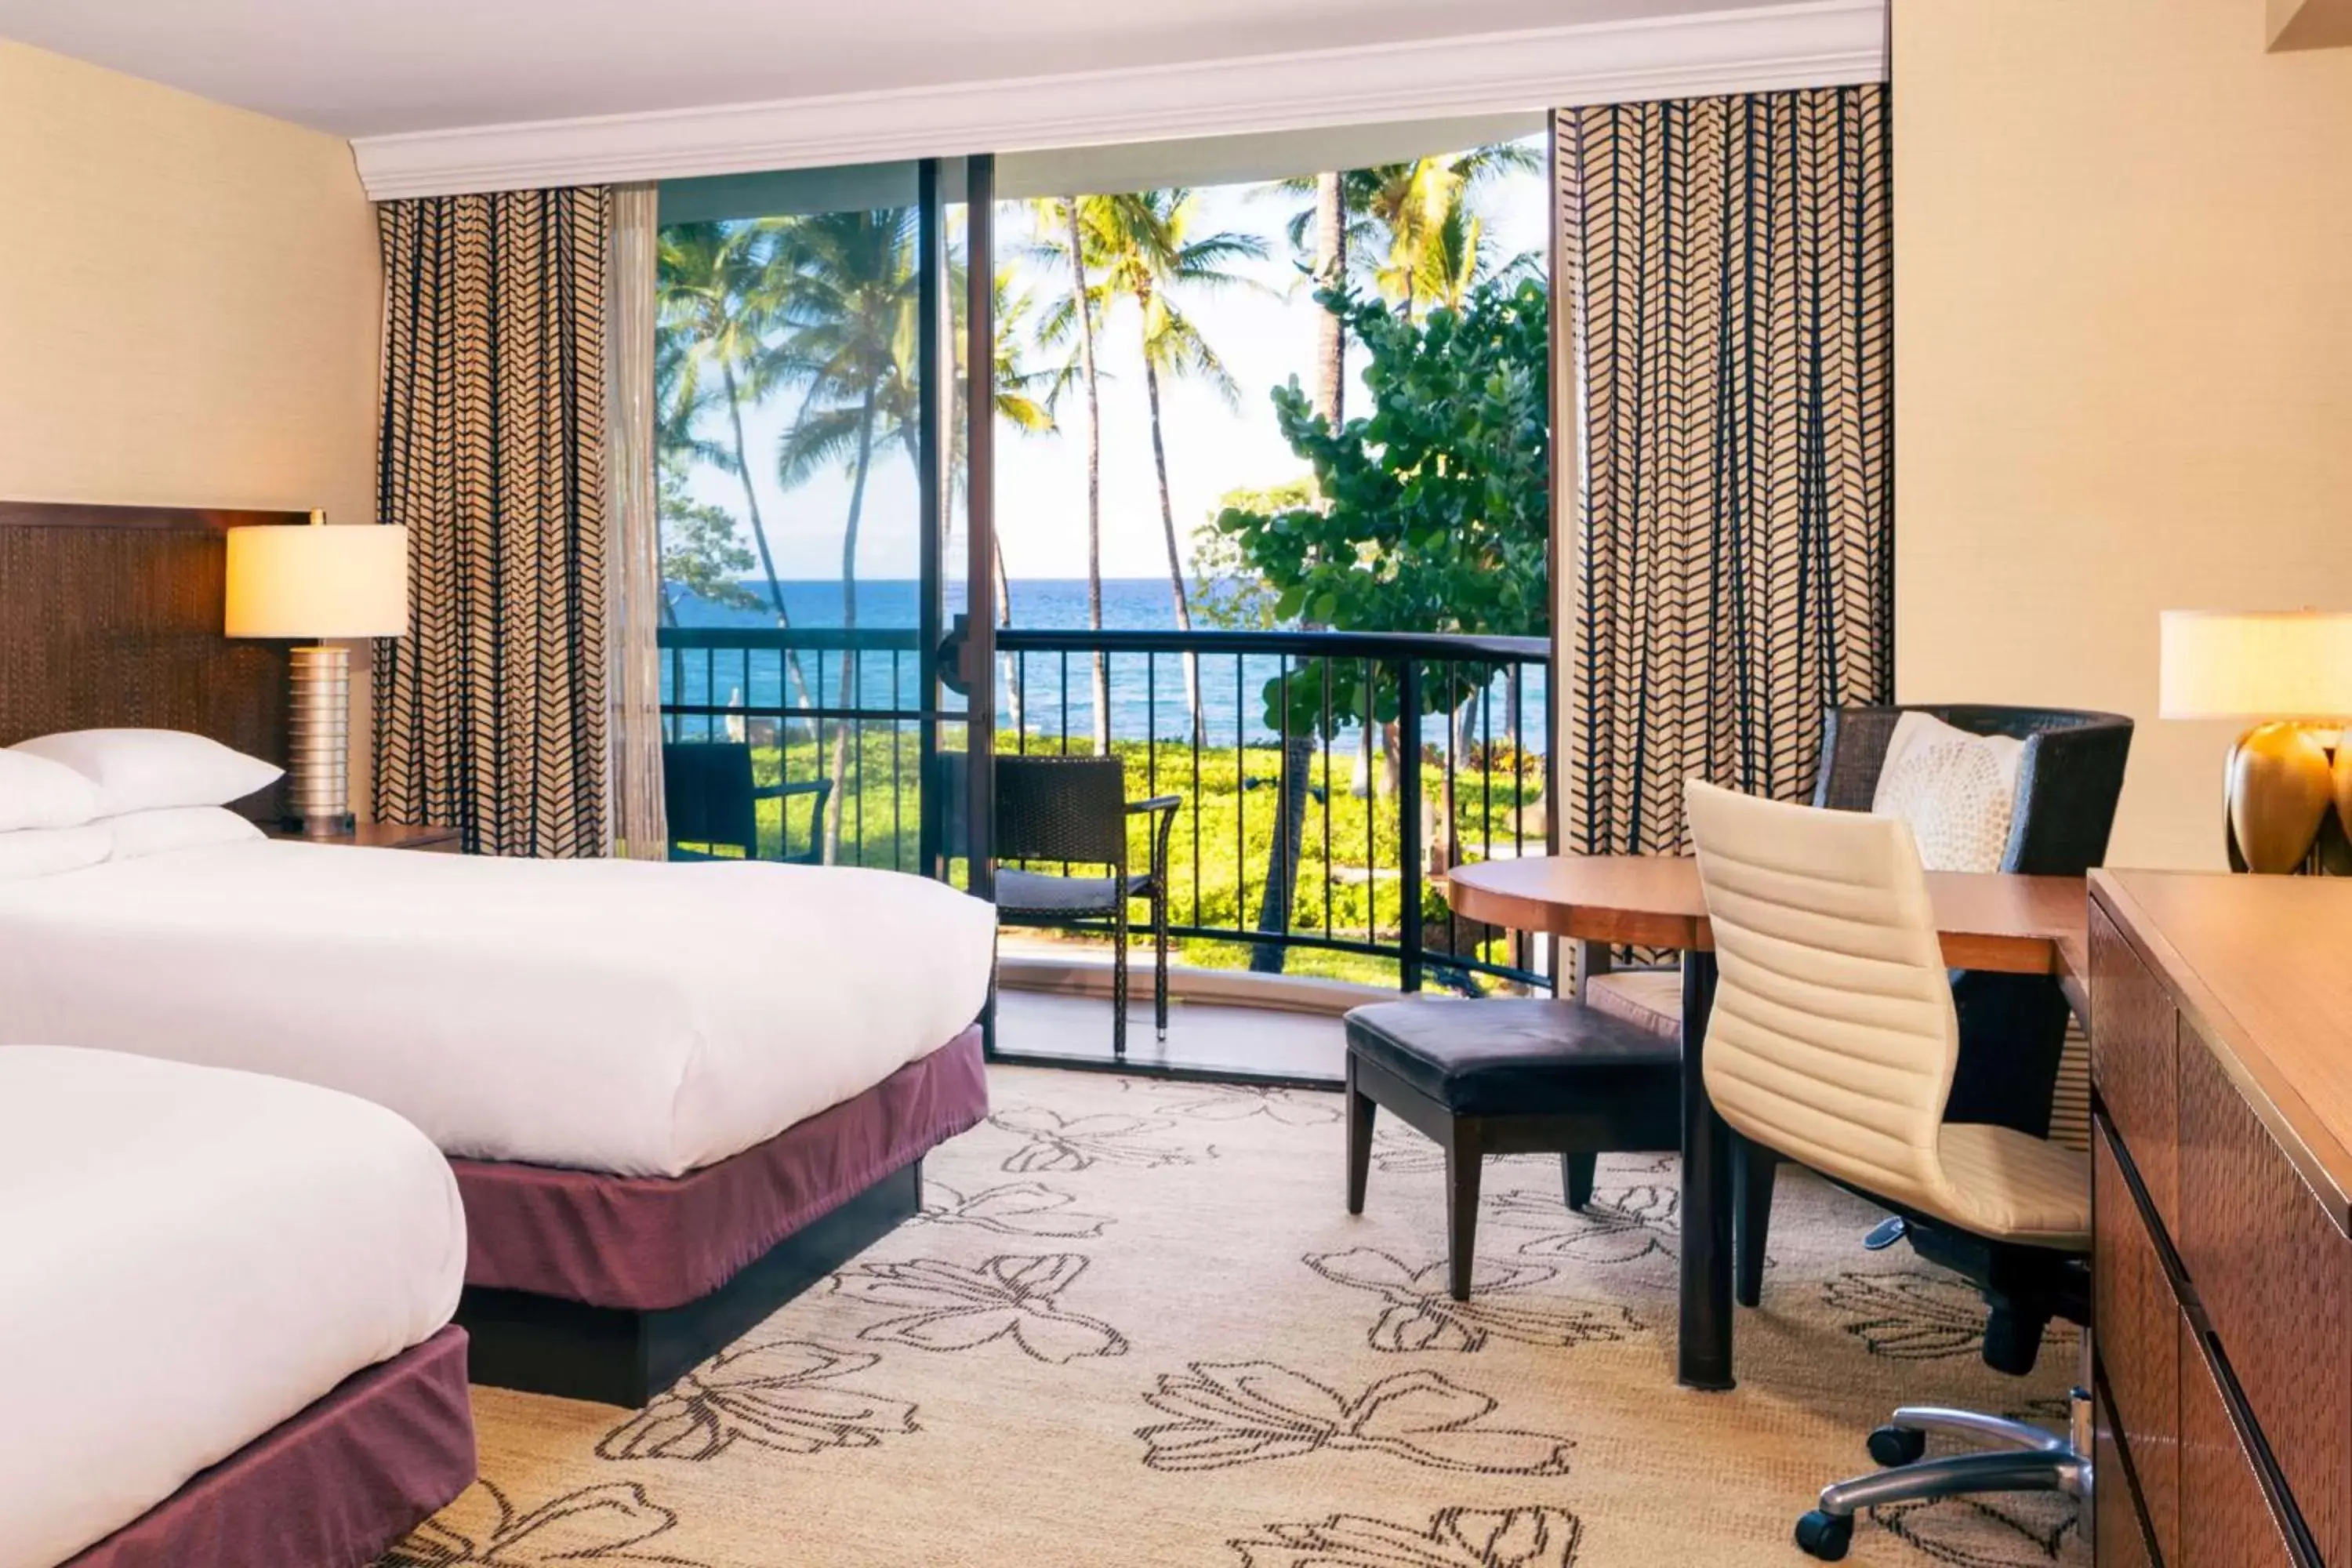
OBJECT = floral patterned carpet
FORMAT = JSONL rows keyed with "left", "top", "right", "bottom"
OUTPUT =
{"left": 380, "top": 1066, "right": 2085, "bottom": 1568}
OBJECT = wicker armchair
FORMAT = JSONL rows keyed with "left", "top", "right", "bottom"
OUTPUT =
{"left": 993, "top": 755, "right": 1180, "bottom": 1058}
{"left": 1585, "top": 703, "right": 2132, "bottom": 1304}
{"left": 663, "top": 741, "right": 830, "bottom": 865}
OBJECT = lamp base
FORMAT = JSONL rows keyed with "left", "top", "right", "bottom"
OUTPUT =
{"left": 289, "top": 643, "right": 353, "bottom": 840}
{"left": 2224, "top": 722, "right": 2340, "bottom": 874}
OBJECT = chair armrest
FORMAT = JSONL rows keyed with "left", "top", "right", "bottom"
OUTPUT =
{"left": 1127, "top": 795, "right": 1182, "bottom": 881}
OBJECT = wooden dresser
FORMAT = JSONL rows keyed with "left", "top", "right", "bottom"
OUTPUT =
{"left": 2090, "top": 870, "right": 2352, "bottom": 1566}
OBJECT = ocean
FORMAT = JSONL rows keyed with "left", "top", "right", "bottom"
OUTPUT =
{"left": 663, "top": 578, "right": 1547, "bottom": 750}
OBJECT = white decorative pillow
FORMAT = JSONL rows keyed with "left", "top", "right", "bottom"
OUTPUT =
{"left": 1871, "top": 712, "right": 2025, "bottom": 874}
{"left": 9, "top": 729, "right": 283, "bottom": 815}
{"left": 0, "top": 750, "right": 103, "bottom": 832}
{"left": 0, "top": 825, "right": 115, "bottom": 882}
{"left": 107, "top": 805, "right": 267, "bottom": 862}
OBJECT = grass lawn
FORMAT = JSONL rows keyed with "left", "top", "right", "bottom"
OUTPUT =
{"left": 681, "top": 726, "right": 1548, "bottom": 991}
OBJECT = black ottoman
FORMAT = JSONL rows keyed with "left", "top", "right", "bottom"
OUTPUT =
{"left": 1345, "top": 997, "right": 1682, "bottom": 1301}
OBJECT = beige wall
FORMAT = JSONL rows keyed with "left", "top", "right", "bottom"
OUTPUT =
{"left": 0, "top": 37, "right": 382, "bottom": 800}
{"left": 1893, "top": 0, "right": 2352, "bottom": 869}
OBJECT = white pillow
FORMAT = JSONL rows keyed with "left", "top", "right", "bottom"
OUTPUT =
{"left": 9, "top": 729, "right": 283, "bottom": 815}
{"left": 1871, "top": 712, "right": 2025, "bottom": 874}
{"left": 107, "top": 805, "right": 267, "bottom": 862}
{"left": 0, "top": 825, "right": 115, "bottom": 882}
{"left": 0, "top": 750, "right": 103, "bottom": 832}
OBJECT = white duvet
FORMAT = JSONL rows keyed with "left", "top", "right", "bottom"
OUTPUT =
{"left": 0, "top": 1046, "right": 463, "bottom": 1568}
{"left": 0, "top": 840, "right": 997, "bottom": 1178}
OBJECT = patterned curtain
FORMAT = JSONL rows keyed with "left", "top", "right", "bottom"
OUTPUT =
{"left": 374, "top": 187, "right": 612, "bottom": 858}
{"left": 1556, "top": 86, "right": 1893, "bottom": 858}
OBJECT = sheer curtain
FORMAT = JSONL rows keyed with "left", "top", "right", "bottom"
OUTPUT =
{"left": 604, "top": 183, "right": 668, "bottom": 859}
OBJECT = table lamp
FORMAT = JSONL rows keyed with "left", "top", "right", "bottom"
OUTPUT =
{"left": 225, "top": 512, "right": 409, "bottom": 837}
{"left": 2159, "top": 609, "right": 2352, "bottom": 873}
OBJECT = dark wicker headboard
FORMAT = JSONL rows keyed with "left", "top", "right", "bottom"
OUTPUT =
{"left": 0, "top": 501, "right": 303, "bottom": 820}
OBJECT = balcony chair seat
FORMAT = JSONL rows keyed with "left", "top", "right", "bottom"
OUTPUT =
{"left": 995, "top": 866, "right": 1156, "bottom": 918}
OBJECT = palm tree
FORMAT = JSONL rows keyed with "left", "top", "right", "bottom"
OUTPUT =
{"left": 1090, "top": 190, "right": 1266, "bottom": 742}
{"left": 655, "top": 220, "right": 814, "bottom": 709}
{"left": 768, "top": 208, "right": 925, "bottom": 863}
{"left": 1029, "top": 197, "right": 1113, "bottom": 753}
{"left": 1278, "top": 142, "right": 1541, "bottom": 322}
{"left": 975, "top": 265, "right": 1062, "bottom": 735}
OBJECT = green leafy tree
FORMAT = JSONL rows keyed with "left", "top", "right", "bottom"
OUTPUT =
{"left": 1218, "top": 278, "right": 1548, "bottom": 967}
{"left": 655, "top": 463, "right": 760, "bottom": 626}
{"left": 1029, "top": 197, "right": 1114, "bottom": 752}
{"left": 1190, "top": 480, "right": 1309, "bottom": 631}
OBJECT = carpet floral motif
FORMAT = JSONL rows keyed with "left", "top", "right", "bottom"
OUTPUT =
{"left": 383, "top": 1481, "right": 708, "bottom": 1567}
{"left": 1484, "top": 1184, "right": 1680, "bottom": 1265}
{"left": 1824, "top": 1272, "right": 2013, "bottom": 1362}
{"left": 1301, "top": 1248, "right": 1642, "bottom": 1353}
{"left": 1150, "top": 1081, "right": 1343, "bottom": 1125}
{"left": 1876, "top": 1496, "right": 2080, "bottom": 1567}
{"left": 1229, "top": 1507, "right": 1585, "bottom": 1568}
{"left": 1138, "top": 1361, "right": 1577, "bottom": 1475}
{"left": 831, "top": 1252, "right": 1130, "bottom": 1363}
{"left": 987, "top": 1105, "right": 1207, "bottom": 1172}
{"left": 595, "top": 1341, "right": 918, "bottom": 1462}
{"left": 913, "top": 1179, "right": 1113, "bottom": 1239}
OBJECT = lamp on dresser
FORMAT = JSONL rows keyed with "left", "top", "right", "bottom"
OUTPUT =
{"left": 224, "top": 512, "right": 408, "bottom": 838}
{"left": 2159, "top": 608, "right": 2352, "bottom": 873}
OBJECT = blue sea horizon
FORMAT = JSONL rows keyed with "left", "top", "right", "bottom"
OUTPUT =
{"left": 662, "top": 578, "right": 1546, "bottom": 751}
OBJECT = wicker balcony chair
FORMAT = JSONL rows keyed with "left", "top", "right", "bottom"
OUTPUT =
{"left": 993, "top": 755, "right": 1180, "bottom": 1058}
{"left": 663, "top": 741, "right": 830, "bottom": 866}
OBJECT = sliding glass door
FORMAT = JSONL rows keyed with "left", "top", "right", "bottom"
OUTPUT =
{"left": 652, "top": 157, "right": 993, "bottom": 888}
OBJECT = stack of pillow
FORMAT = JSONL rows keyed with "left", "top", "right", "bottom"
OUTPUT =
{"left": 0, "top": 730, "right": 284, "bottom": 881}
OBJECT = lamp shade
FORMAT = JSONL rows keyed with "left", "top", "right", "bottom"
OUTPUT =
{"left": 2159, "top": 610, "right": 2352, "bottom": 720}
{"left": 225, "top": 520, "right": 408, "bottom": 639}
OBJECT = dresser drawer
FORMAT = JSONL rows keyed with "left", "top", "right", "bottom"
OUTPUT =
{"left": 2093, "top": 1374, "right": 2159, "bottom": 1568}
{"left": 2096, "top": 1114, "right": 2180, "bottom": 1563}
{"left": 2176, "top": 1312, "right": 2297, "bottom": 1568}
{"left": 2176, "top": 1025, "right": 2352, "bottom": 1564}
{"left": 2091, "top": 904, "right": 2180, "bottom": 1235}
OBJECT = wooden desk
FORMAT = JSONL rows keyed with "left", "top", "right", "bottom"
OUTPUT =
{"left": 1446, "top": 855, "right": 2087, "bottom": 1392}
{"left": 2089, "top": 870, "right": 2352, "bottom": 1568}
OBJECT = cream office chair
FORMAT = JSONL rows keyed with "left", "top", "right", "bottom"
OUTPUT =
{"left": 1683, "top": 780, "right": 2090, "bottom": 1562}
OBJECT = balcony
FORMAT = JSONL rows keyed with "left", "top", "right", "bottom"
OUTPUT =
{"left": 659, "top": 622, "right": 1555, "bottom": 1079}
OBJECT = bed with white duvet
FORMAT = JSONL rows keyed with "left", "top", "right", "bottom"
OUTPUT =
{"left": 0, "top": 1046, "right": 466, "bottom": 1568}
{"left": 0, "top": 831, "right": 997, "bottom": 1178}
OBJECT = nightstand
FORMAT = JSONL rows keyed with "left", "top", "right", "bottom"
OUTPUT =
{"left": 268, "top": 822, "right": 463, "bottom": 854}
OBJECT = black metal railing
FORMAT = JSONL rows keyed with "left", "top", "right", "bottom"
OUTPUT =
{"left": 658, "top": 623, "right": 1554, "bottom": 995}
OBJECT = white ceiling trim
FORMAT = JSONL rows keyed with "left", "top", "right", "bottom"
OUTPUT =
{"left": 350, "top": 0, "right": 1885, "bottom": 201}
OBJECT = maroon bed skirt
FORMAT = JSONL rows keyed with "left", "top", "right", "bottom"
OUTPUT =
{"left": 64, "top": 1326, "right": 474, "bottom": 1568}
{"left": 451, "top": 1025, "right": 989, "bottom": 1312}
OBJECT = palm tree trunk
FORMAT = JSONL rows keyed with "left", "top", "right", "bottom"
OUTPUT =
{"left": 996, "top": 535, "right": 1022, "bottom": 737}
{"left": 720, "top": 359, "right": 814, "bottom": 716}
{"left": 1066, "top": 199, "right": 1109, "bottom": 757}
{"left": 1314, "top": 170, "right": 1348, "bottom": 428}
{"left": 1141, "top": 351, "right": 1203, "bottom": 743}
{"left": 821, "top": 387, "right": 882, "bottom": 864}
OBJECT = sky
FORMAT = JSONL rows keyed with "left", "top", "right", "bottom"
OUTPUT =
{"left": 677, "top": 139, "right": 1549, "bottom": 589}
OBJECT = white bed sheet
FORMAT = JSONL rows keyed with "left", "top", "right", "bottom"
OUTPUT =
{"left": 0, "top": 840, "right": 996, "bottom": 1177}
{"left": 0, "top": 1046, "right": 463, "bottom": 1568}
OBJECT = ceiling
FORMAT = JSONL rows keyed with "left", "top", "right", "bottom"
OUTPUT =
{"left": 0, "top": 0, "right": 1814, "bottom": 140}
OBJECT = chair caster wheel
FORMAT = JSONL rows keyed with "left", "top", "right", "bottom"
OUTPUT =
{"left": 1795, "top": 1511, "right": 1853, "bottom": 1561}
{"left": 1867, "top": 1424, "right": 1928, "bottom": 1467}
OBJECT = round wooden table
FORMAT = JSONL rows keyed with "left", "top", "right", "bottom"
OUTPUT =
{"left": 1446, "top": 855, "right": 2087, "bottom": 1391}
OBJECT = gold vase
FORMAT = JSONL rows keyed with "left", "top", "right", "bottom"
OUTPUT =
{"left": 2226, "top": 722, "right": 2335, "bottom": 873}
